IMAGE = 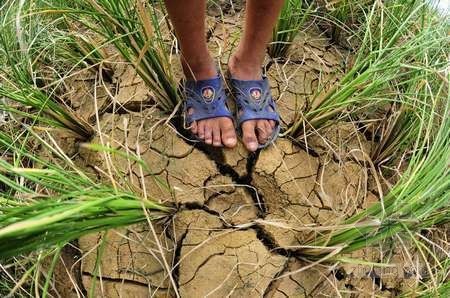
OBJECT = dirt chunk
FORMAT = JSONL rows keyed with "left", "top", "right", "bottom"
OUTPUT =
{"left": 207, "top": 0, "right": 245, "bottom": 17}
{"left": 308, "top": 121, "right": 373, "bottom": 162}
{"left": 221, "top": 141, "right": 250, "bottom": 177}
{"left": 253, "top": 138, "right": 370, "bottom": 249}
{"left": 256, "top": 205, "right": 317, "bottom": 248}
{"left": 267, "top": 26, "right": 349, "bottom": 127}
{"left": 171, "top": 209, "right": 224, "bottom": 243}
{"left": 113, "top": 63, "right": 143, "bottom": 87}
{"left": 112, "top": 64, "right": 153, "bottom": 109}
{"left": 265, "top": 259, "right": 333, "bottom": 297}
{"left": 266, "top": 257, "right": 397, "bottom": 297}
{"left": 172, "top": 211, "right": 286, "bottom": 297}
{"left": 204, "top": 174, "right": 236, "bottom": 200}
{"left": 150, "top": 124, "right": 193, "bottom": 158}
{"left": 49, "top": 244, "right": 84, "bottom": 298}
{"left": 207, "top": 187, "right": 259, "bottom": 225}
{"left": 82, "top": 276, "right": 172, "bottom": 298}
{"left": 167, "top": 148, "right": 218, "bottom": 205}
{"left": 178, "top": 219, "right": 287, "bottom": 297}
{"left": 79, "top": 223, "right": 174, "bottom": 290}
{"left": 131, "top": 172, "right": 173, "bottom": 203}
{"left": 253, "top": 138, "right": 320, "bottom": 212}
{"left": 79, "top": 111, "right": 218, "bottom": 206}
{"left": 268, "top": 63, "right": 308, "bottom": 126}
{"left": 62, "top": 70, "right": 111, "bottom": 122}
{"left": 208, "top": 13, "right": 243, "bottom": 66}
{"left": 315, "top": 158, "right": 368, "bottom": 220}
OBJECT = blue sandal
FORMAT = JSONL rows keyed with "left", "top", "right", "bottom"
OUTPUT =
{"left": 184, "top": 75, "right": 233, "bottom": 141}
{"left": 229, "top": 76, "right": 280, "bottom": 149}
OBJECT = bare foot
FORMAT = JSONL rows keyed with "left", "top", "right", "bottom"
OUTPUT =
{"left": 185, "top": 61, "right": 237, "bottom": 148}
{"left": 229, "top": 55, "right": 275, "bottom": 152}
{"left": 189, "top": 111, "right": 237, "bottom": 148}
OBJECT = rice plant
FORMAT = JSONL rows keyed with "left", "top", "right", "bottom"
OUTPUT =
{"left": 54, "top": 0, "right": 180, "bottom": 112}
{"left": 285, "top": 0, "right": 449, "bottom": 136}
{"left": 50, "top": 20, "right": 114, "bottom": 81}
{"left": 417, "top": 281, "right": 450, "bottom": 298}
{"left": 0, "top": 0, "right": 94, "bottom": 139}
{"left": 279, "top": 1, "right": 450, "bottom": 273}
{"left": 370, "top": 71, "right": 447, "bottom": 165}
{"left": 397, "top": 236, "right": 450, "bottom": 297}
{"left": 0, "top": 121, "right": 173, "bottom": 296}
{"left": 300, "top": 68, "right": 449, "bottom": 256}
{"left": 304, "top": 143, "right": 449, "bottom": 255}
{"left": 321, "top": 0, "right": 375, "bottom": 44}
{"left": 0, "top": 128, "right": 172, "bottom": 259}
{"left": 269, "top": 0, "right": 311, "bottom": 59}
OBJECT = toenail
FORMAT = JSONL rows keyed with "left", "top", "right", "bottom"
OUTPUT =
{"left": 248, "top": 141, "right": 258, "bottom": 151}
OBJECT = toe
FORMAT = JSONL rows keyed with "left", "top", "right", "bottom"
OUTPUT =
{"left": 264, "top": 120, "right": 273, "bottom": 137}
{"left": 212, "top": 121, "right": 222, "bottom": 147}
{"left": 204, "top": 120, "right": 213, "bottom": 145}
{"left": 269, "top": 120, "right": 276, "bottom": 128}
{"left": 191, "top": 121, "right": 198, "bottom": 135}
{"left": 220, "top": 118, "right": 237, "bottom": 148}
{"left": 197, "top": 121, "right": 205, "bottom": 139}
{"left": 242, "top": 121, "right": 259, "bottom": 152}
{"left": 256, "top": 121, "right": 268, "bottom": 144}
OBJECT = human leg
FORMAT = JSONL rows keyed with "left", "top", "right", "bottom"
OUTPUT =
{"left": 229, "top": 0, "right": 284, "bottom": 152}
{"left": 164, "top": 0, "right": 237, "bottom": 147}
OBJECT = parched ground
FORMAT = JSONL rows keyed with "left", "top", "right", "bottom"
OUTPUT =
{"left": 49, "top": 3, "right": 449, "bottom": 298}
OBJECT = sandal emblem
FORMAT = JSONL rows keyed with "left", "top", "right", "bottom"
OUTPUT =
{"left": 202, "top": 87, "right": 215, "bottom": 103}
{"left": 249, "top": 88, "right": 262, "bottom": 101}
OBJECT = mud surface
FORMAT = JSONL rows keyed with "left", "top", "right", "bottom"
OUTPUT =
{"left": 49, "top": 3, "right": 448, "bottom": 298}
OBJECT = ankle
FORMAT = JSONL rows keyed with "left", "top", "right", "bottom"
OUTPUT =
{"left": 228, "top": 54, "right": 263, "bottom": 80}
{"left": 182, "top": 56, "right": 216, "bottom": 81}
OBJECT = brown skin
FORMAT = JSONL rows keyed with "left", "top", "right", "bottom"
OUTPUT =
{"left": 164, "top": 0, "right": 284, "bottom": 151}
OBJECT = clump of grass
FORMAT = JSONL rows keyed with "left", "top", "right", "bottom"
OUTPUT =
{"left": 301, "top": 68, "right": 449, "bottom": 257}
{"left": 320, "top": 0, "right": 375, "bottom": 44}
{"left": 55, "top": 0, "right": 180, "bottom": 112}
{"left": 417, "top": 281, "right": 450, "bottom": 298}
{"left": 0, "top": 0, "right": 94, "bottom": 139}
{"left": 370, "top": 73, "right": 447, "bottom": 165}
{"left": 396, "top": 232, "right": 450, "bottom": 297}
{"left": 269, "top": 0, "right": 311, "bottom": 59}
{"left": 281, "top": 2, "right": 450, "bottom": 275}
{"left": 0, "top": 128, "right": 172, "bottom": 260}
{"left": 0, "top": 80, "right": 93, "bottom": 139}
{"left": 0, "top": 123, "right": 173, "bottom": 296}
{"left": 51, "top": 21, "right": 114, "bottom": 81}
{"left": 286, "top": 0, "right": 449, "bottom": 136}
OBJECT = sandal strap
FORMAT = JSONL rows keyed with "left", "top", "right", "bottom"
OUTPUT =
{"left": 230, "top": 77, "right": 280, "bottom": 126}
{"left": 184, "top": 76, "right": 232, "bottom": 126}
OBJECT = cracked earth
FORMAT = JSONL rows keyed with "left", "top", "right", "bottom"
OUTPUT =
{"left": 48, "top": 3, "right": 449, "bottom": 297}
